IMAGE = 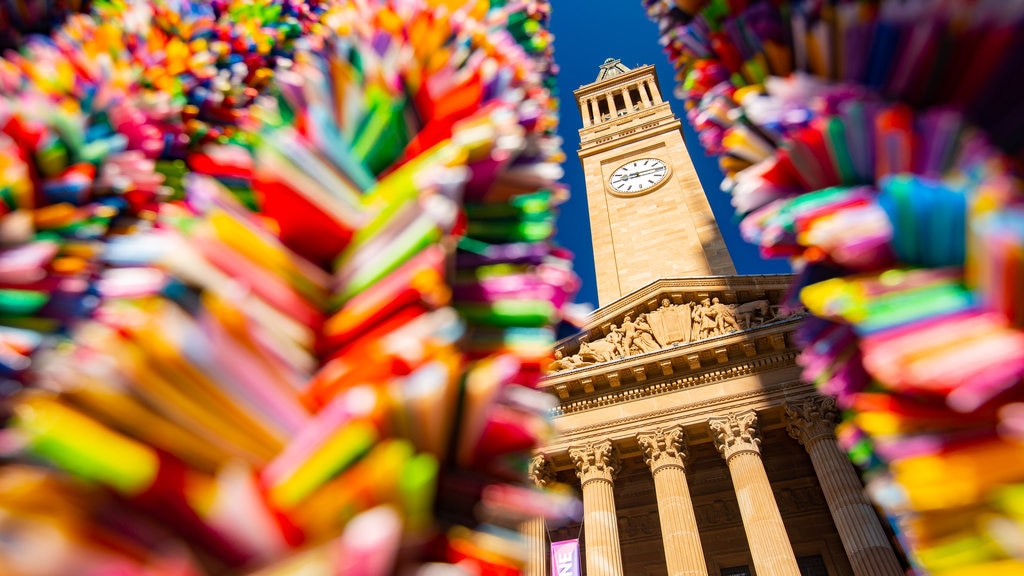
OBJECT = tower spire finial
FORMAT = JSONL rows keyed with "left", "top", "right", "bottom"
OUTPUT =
{"left": 596, "top": 58, "right": 631, "bottom": 81}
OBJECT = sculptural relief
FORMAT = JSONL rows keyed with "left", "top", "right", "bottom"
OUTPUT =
{"left": 578, "top": 339, "right": 618, "bottom": 364}
{"left": 733, "top": 299, "right": 772, "bottom": 329}
{"left": 618, "top": 510, "right": 660, "bottom": 539}
{"left": 647, "top": 298, "right": 691, "bottom": 346}
{"left": 695, "top": 498, "right": 742, "bottom": 526}
{"left": 545, "top": 295, "right": 798, "bottom": 373}
{"left": 548, "top": 349, "right": 588, "bottom": 372}
{"left": 631, "top": 314, "right": 661, "bottom": 354}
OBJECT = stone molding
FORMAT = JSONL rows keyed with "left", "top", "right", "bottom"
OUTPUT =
{"left": 579, "top": 118, "right": 681, "bottom": 157}
{"left": 528, "top": 453, "right": 556, "bottom": 488}
{"left": 709, "top": 410, "right": 762, "bottom": 462}
{"left": 558, "top": 275, "right": 796, "bottom": 336}
{"left": 785, "top": 396, "right": 839, "bottom": 448}
{"left": 550, "top": 351, "right": 799, "bottom": 415}
{"left": 552, "top": 379, "right": 810, "bottom": 444}
{"left": 636, "top": 426, "right": 687, "bottom": 474}
{"left": 573, "top": 63, "right": 659, "bottom": 99}
{"left": 569, "top": 440, "right": 620, "bottom": 486}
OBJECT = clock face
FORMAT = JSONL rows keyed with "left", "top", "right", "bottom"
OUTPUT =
{"left": 609, "top": 158, "right": 669, "bottom": 193}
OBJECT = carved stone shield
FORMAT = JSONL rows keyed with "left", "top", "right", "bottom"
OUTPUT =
{"left": 648, "top": 303, "right": 691, "bottom": 347}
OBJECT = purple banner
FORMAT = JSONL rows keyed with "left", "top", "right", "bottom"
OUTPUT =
{"left": 550, "top": 539, "right": 580, "bottom": 576}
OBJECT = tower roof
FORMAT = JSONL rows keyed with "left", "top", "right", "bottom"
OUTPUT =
{"left": 596, "top": 58, "right": 631, "bottom": 82}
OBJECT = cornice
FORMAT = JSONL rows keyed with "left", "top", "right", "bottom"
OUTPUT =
{"left": 548, "top": 348, "right": 801, "bottom": 416}
{"left": 566, "top": 275, "right": 797, "bottom": 334}
{"left": 578, "top": 116, "right": 681, "bottom": 158}
{"left": 573, "top": 64, "right": 658, "bottom": 98}
{"left": 541, "top": 380, "right": 819, "bottom": 459}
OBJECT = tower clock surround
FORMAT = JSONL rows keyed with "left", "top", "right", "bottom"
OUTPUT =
{"left": 608, "top": 157, "right": 670, "bottom": 195}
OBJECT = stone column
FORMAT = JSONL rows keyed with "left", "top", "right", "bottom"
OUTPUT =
{"left": 621, "top": 87, "right": 633, "bottom": 113}
{"left": 646, "top": 79, "right": 662, "bottom": 104}
{"left": 636, "top": 426, "right": 708, "bottom": 576}
{"left": 522, "top": 454, "right": 555, "bottom": 576}
{"left": 581, "top": 100, "right": 593, "bottom": 127}
{"left": 638, "top": 83, "right": 651, "bottom": 107}
{"left": 709, "top": 410, "right": 800, "bottom": 576}
{"left": 786, "top": 397, "right": 903, "bottom": 576}
{"left": 605, "top": 92, "right": 616, "bottom": 119}
{"left": 569, "top": 440, "right": 624, "bottom": 576}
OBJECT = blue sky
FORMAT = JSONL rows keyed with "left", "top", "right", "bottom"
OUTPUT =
{"left": 549, "top": 0, "right": 789, "bottom": 308}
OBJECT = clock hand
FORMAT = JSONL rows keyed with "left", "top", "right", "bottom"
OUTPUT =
{"left": 632, "top": 169, "right": 665, "bottom": 177}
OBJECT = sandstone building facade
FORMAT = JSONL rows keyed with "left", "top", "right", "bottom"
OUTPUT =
{"left": 524, "top": 61, "right": 905, "bottom": 576}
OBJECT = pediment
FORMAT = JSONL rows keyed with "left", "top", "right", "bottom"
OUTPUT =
{"left": 539, "top": 275, "right": 807, "bottom": 408}
{"left": 548, "top": 274, "right": 801, "bottom": 372}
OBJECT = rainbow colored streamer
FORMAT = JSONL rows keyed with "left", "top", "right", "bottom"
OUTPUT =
{"left": 644, "top": 1, "right": 1024, "bottom": 574}
{"left": 0, "top": 0, "right": 578, "bottom": 574}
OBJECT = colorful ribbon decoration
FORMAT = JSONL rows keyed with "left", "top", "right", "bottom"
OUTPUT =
{"left": 0, "top": 0, "right": 580, "bottom": 574}
{"left": 643, "top": 1, "right": 1024, "bottom": 574}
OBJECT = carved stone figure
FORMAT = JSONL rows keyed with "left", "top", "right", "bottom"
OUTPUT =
{"left": 733, "top": 299, "right": 771, "bottom": 329}
{"left": 690, "top": 299, "right": 703, "bottom": 340}
{"left": 548, "top": 350, "right": 585, "bottom": 372}
{"left": 604, "top": 327, "right": 625, "bottom": 358}
{"left": 696, "top": 298, "right": 719, "bottom": 339}
{"left": 711, "top": 297, "right": 741, "bottom": 334}
{"left": 617, "top": 315, "right": 639, "bottom": 356}
{"left": 578, "top": 339, "right": 618, "bottom": 364}
{"left": 632, "top": 314, "right": 661, "bottom": 354}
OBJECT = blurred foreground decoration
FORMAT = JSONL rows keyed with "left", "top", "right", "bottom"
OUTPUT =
{"left": 642, "top": 1, "right": 1024, "bottom": 574}
{"left": 0, "top": 0, "right": 582, "bottom": 574}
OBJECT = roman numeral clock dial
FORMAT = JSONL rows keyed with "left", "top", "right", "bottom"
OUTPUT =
{"left": 609, "top": 158, "right": 669, "bottom": 194}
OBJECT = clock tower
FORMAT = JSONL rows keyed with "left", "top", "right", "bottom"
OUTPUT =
{"left": 575, "top": 59, "right": 735, "bottom": 305}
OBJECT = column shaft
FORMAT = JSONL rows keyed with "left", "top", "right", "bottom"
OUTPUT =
{"left": 652, "top": 465, "right": 707, "bottom": 576}
{"left": 621, "top": 87, "right": 632, "bottom": 113}
{"left": 647, "top": 79, "right": 662, "bottom": 104}
{"left": 727, "top": 452, "right": 801, "bottom": 576}
{"left": 521, "top": 517, "right": 546, "bottom": 576}
{"left": 786, "top": 397, "right": 904, "bottom": 576}
{"left": 806, "top": 439, "right": 903, "bottom": 576}
{"left": 638, "top": 83, "right": 651, "bottom": 107}
{"left": 711, "top": 411, "right": 799, "bottom": 576}
{"left": 581, "top": 477, "right": 624, "bottom": 576}
{"left": 639, "top": 427, "right": 707, "bottom": 576}
{"left": 605, "top": 92, "right": 616, "bottom": 119}
{"left": 571, "top": 441, "right": 623, "bottom": 576}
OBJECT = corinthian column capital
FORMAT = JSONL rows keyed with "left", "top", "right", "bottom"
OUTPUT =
{"left": 709, "top": 410, "right": 761, "bottom": 462}
{"left": 528, "top": 453, "right": 556, "bottom": 488}
{"left": 569, "top": 440, "right": 620, "bottom": 485}
{"left": 636, "top": 426, "right": 687, "bottom": 474}
{"left": 785, "top": 396, "right": 839, "bottom": 447}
